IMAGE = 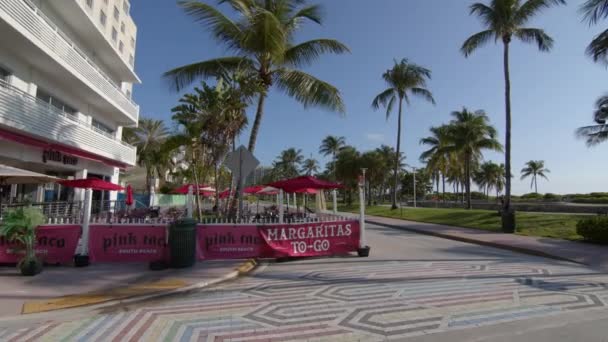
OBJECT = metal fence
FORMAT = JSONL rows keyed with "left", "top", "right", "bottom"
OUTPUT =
{"left": 1, "top": 201, "right": 82, "bottom": 222}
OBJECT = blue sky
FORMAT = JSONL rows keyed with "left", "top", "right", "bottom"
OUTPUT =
{"left": 130, "top": 0, "right": 606, "bottom": 195}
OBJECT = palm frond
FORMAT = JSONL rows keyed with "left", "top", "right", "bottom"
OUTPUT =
{"left": 516, "top": 0, "right": 566, "bottom": 26}
{"left": 586, "top": 28, "right": 608, "bottom": 64}
{"left": 461, "top": 30, "right": 495, "bottom": 57}
{"left": 580, "top": 0, "right": 608, "bottom": 25}
{"left": 385, "top": 96, "right": 396, "bottom": 120}
{"left": 288, "top": 4, "right": 323, "bottom": 26}
{"left": 411, "top": 87, "right": 436, "bottom": 105}
{"left": 163, "top": 57, "right": 254, "bottom": 91}
{"left": 242, "top": 8, "right": 287, "bottom": 59}
{"left": 178, "top": 1, "right": 242, "bottom": 47}
{"left": 275, "top": 69, "right": 346, "bottom": 113}
{"left": 371, "top": 88, "right": 395, "bottom": 111}
{"left": 515, "top": 28, "right": 554, "bottom": 51}
{"left": 284, "top": 39, "right": 350, "bottom": 67}
{"left": 576, "top": 124, "right": 608, "bottom": 146}
{"left": 469, "top": 3, "right": 496, "bottom": 27}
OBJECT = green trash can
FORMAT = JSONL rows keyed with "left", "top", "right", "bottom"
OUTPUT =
{"left": 169, "top": 218, "right": 197, "bottom": 268}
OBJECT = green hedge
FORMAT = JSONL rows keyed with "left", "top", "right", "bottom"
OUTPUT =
{"left": 576, "top": 217, "right": 608, "bottom": 244}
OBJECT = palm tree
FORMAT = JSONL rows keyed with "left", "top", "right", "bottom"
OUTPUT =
{"left": 420, "top": 125, "right": 451, "bottom": 200}
{"left": 164, "top": 0, "right": 349, "bottom": 153}
{"left": 372, "top": 58, "right": 435, "bottom": 210}
{"left": 474, "top": 161, "right": 504, "bottom": 198}
{"left": 520, "top": 160, "right": 550, "bottom": 193}
{"left": 301, "top": 158, "right": 319, "bottom": 176}
{"left": 125, "top": 118, "right": 170, "bottom": 193}
{"left": 577, "top": 95, "right": 608, "bottom": 146}
{"left": 462, "top": 0, "right": 565, "bottom": 225}
{"left": 273, "top": 148, "right": 304, "bottom": 178}
{"left": 581, "top": 0, "right": 608, "bottom": 63}
{"left": 319, "top": 136, "right": 346, "bottom": 180}
{"left": 441, "top": 108, "right": 503, "bottom": 209}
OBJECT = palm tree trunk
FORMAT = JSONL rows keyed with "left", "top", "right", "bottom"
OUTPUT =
{"left": 503, "top": 39, "right": 512, "bottom": 213}
{"left": 465, "top": 155, "right": 472, "bottom": 210}
{"left": 214, "top": 165, "right": 220, "bottom": 217}
{"left": 248, "top": 92, "right": 267, "bottom": 153}
{"left": 392, "top": 98, "right": 403, "bottom": 210}
{"left": 534, "top": 175, "right": 538, "bottom": 193}
{"left": 442, "top": 174, "right": 446, "bottom": 202}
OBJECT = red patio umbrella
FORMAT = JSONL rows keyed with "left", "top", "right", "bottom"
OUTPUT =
{"left": 219, "top": 189, "right": 232, "bottom": 199}
{"left": 294, "top": 188, "right": 318, "bottom": 194}
{"left": 59, "top": 178, "right": 124, "bottom": 191}
{"left": 125, "top": 185, "right": 134, "bottom": 206}
{"left": 244, "top": 185, "right": 266, "bottom": 194}
{"left": 268, "top": 176, "right": 342, "bottom": 193}
{"left": 173, "top": 184, "right": 215, "bottom": 194}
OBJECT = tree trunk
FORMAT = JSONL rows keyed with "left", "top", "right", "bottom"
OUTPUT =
{"left": 392, "top": 97, "right": 403, "bottom": 210}
{"left": 191, "top": 150, "right": 203, "bottom": 220}
{"left": 534, "top": 175, "right": 538, "bottom": 193}
{"left": 214, "top": 165, "right": 220, "bottom": 217}
{"left": 503, "top": 39, "right": 512, "bottom": 212}
{"left": 248, "top": 92, "right": 267, "bottom": 153}
{"left": 442, "top": 174, "right": 446, "bottom": 202}
{"left": 465, "top": 155, "right": 472, "bottom": 209}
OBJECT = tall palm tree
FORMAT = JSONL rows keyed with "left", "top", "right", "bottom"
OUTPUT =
{"left": 319, "top": 135, "right": 346, "bottom": 180}
{"left": 273, "top": 148, "right": 304, "bottom": 178}
{"left": 520, "top": 160, "right": 550, "bottom": 193}
{"left": 462, "top": 0, "right": 565, "bottom": 225}
{"left": 577, "top": 95, "right": 608, "bottom": 146}
{"left": 581, "top": 0, "right": 608, "bottom": 63}
{"left": 372, "top": 58, "right": 435, "bottom": 210}
{"left": 164, "top": 0, "right": 349, "bottom": 153}
{"left": 301, "top": 158, "right": 319, "bottom": 175}
{"left": 441, "top": 108, "right": 503, "bottom": 209}
{"left": 420, "top": 125, "right": 451, "bottom": 200}
{"left": 125, "top": 118, "right": 170, "bottom": 193}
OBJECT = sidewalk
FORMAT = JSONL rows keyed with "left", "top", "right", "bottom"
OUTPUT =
{"left": 0, "top": 259, "right": 253, "bottom": 317}
{"left": 352, "top": 213, "right": 608, "bottom": 272}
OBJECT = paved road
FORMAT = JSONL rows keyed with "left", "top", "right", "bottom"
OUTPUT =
{"left": 1, "top": 224, "right": 608, "bottom": 341}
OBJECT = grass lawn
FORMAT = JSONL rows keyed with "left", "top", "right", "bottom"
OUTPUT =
{"left": 339, "top": 205, "right": 585, "bottom": 241}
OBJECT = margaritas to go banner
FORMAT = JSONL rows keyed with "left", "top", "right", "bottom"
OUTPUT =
{"left": 0, "top": 225, "right": 81, "bottom": 264}
{"left": 258, "top": 221, "right": 360, "bottom": 257}
{"left": 197, "top": 221, "right": 359, "bottom": 259}
{"left": 88, "top": 225, "right": 167, "bottom": 262}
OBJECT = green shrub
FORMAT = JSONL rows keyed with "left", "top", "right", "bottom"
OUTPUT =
{"left": 543, "top": 193, "right": 562, "bottom": 201}
{"left": 521, "top": 193, "right": 543, "bottom": 200}
{"left": 470, "top": 192, "right": 486, "bottom": 200}
{"left": 571, "top": 197, "right": 608, "bottom": 204}
{"left": 576, "top": 217, "right": 608, "bottom": 244}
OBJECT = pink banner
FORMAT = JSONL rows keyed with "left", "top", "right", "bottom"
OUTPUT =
{"left": 197, "top": 225, "right": 273, "bottom": 260}
{"left": 0, "top": 225, "right": 81, "bottom": 264}
{"left": 259, "top": 221, "right": 360, "bottom": 257}
{"left": 197, "top": 221, "right": 360, "bottom": 259}
{"left": 89, "top": 225, "right": 167, "bottom": 262}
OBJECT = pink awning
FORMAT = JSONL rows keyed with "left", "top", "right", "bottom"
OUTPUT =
{"left": 268, "top": 176, "right": 342, "bottom": 193}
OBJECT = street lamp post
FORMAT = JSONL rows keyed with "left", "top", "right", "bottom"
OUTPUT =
{"left": 358, "top": 168, "right": 370, "bottom": 257}
{"left": 412, "top": 167, "right": 417, "bottom": 208}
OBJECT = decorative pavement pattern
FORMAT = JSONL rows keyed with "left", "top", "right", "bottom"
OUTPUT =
{"left": 1, "top": 260, "right": 608, "bottom": 341}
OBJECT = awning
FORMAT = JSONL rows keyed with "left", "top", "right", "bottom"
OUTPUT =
{"left": 0, "top": 164, "right": 58, "bottom": 184}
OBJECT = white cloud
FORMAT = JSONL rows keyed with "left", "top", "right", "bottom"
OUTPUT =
{"left": 366, "top": 133, "right": 385, "bottom": 143}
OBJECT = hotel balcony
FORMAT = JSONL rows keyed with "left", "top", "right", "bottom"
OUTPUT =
{"left": 0, "top": 80, "right": 137, "bottom": 167}
{"left": 0, "top": 0, "right": 139, "bottom": 125}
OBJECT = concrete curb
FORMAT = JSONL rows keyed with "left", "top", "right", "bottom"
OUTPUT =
{"left": 16, "top": 259, "right": 259, "bottom": 317}
{"left": 368, "top": 219, "right": 586, "bottom": 266}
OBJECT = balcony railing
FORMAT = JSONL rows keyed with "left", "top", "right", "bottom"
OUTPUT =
{"left": 0, "top": 79, "right": 137, "bottom": 166}
{"left": 0, "top": 0, "right": 139, "bottom": 122}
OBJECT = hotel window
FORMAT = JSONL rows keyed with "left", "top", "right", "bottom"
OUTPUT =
{"left": 130, "top": 37, "right": 135, "bottom": 47}
{"left": 0, "top": 66, "right": 11, "bottom": 85}
{"left": 99, "top": 10, "right": 106, "bottom": 26}
{"left": 126, "top": 89, "right": 131, "bottom": 99}
{"left": 36, "top": 89, "right": 77, "bottom": 117}
{"left": 120, "top": 22, "right": 125, "bottom": 33}
{"left": 112, "top": 27, "right": 117, "bottom": 42}
{"left": 92, "top": 119, "right": 114, "bottom": 135}
{"left": 113, "top": 6, "right": 119, "bottom": 20}
{"left": 118, "top": 41, "right": 124, "bottom": 53}
{"left": 128, "top": 54, "right": 134, "bottom": 66}
{"left": 123, "top": 1, "right": 129, "bottom": 14}
{"left": 86, "top": 0, "right": 93, "bottom": 8}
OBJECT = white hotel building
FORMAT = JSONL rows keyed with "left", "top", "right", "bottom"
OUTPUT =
{"left": 0, "top": 0, "right": 140, "bottom": 207}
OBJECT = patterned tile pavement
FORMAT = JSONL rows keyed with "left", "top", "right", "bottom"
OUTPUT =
{"left": 1, "top": 257, "right": 607, "bottom": 341}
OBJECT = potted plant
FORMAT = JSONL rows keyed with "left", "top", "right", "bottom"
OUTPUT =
{"left": 0, "top": 207, "right": 45, "bottom": 276}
